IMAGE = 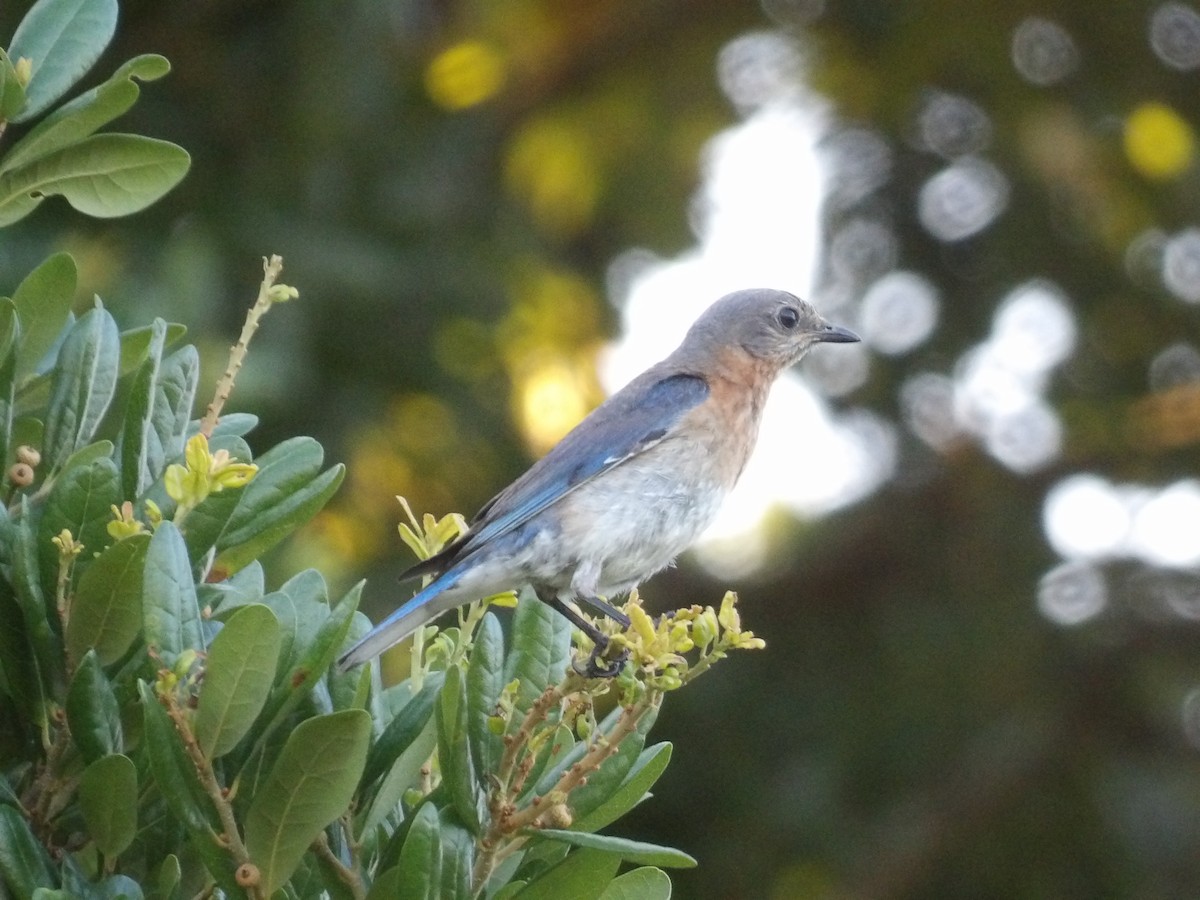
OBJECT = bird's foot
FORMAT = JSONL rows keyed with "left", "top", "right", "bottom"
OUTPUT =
{"left": 574, "top": 638, "right": 630, "bottom": 679}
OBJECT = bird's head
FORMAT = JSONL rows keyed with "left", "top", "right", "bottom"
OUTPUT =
{"left": 681, "top": 288, "right": 860, "bottom": 372}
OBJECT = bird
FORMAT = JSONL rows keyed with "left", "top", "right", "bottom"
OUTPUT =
{"left": 337, "top": 288, "right": 860, "bottom": 675}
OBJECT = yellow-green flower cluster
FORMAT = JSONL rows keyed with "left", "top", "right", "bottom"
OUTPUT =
{"left": 164, "top": 433, "right": 257, "bottom": 517}
{"left": 608, "top": 590, "right": 765, "bottom": 691}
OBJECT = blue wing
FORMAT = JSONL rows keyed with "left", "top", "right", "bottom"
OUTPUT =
{"left": 405, "top": 370, "right": 710, "bottom": 579}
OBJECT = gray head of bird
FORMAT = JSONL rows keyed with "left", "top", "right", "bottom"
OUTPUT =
{"left": 681, "top": 288, "right": 860, "bottom": 371}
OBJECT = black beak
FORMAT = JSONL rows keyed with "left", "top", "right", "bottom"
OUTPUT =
{"left": 816, "top": 322, "right": 860, "bottom": 343}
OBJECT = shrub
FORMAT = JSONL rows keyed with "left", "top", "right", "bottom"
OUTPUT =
{"left": 0, "top": 1, "right": 763, "bottom": 897}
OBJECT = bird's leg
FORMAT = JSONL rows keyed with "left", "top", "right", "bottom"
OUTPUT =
{"left": 575, "top": 594, "right": 631, "bottom": 628}
{"left": 545, "top": 596, "right": 630, "bottom": 678}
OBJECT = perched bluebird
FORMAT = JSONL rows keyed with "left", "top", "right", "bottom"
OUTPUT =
{"left": 338, "top": 288, "right": 859, "bottom": 675}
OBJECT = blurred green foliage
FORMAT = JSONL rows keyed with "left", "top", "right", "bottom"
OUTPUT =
{"left": 2, "top": 0, "right": 1200, "bottom": 897}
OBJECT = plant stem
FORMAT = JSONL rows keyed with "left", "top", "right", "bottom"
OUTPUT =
{"left": 162, "top": 693, "right": 266, "bottom": 900}
{"left": 198, "top": 255, "right": 285, "bottom": 438}
{"left": 313, "top": 830, "right": 367, "bottom": 900}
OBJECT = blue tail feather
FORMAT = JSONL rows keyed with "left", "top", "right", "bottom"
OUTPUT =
{"left": 336, "top": 569, "right": 464, "bottom": 670}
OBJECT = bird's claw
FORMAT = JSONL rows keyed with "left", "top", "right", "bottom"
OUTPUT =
{"left": 574, "top": 641, "right": 630, "bottom": 679}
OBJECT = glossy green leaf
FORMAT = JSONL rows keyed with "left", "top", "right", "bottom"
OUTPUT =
{"left": 597, "top": 867, "right": 672, "bottom": 900}
{"left": 11, "top": 251, "right": 76, "bottom": 383}
{"left": 437, "top": 664, "right": 482, "bottom": 834}
{"left": 0, "top": 49, "right": 26, "bottom": 120}
{"left": 194, "top": 604, "right": 280, "bottom": 759}
{"left": 2, "top": 54, "right": 171, "bottom": 173}
{"left": 0, "top": 134, "right": 190, "bottom": 226}
{"left": 0, "top": 804, "right": 56, "bottom": 895}
{"left": 573, "top": 743, "right": 672, "bottom": 834}
{"left": 364, "top": 714, "right": 438, "bottom": 836}
{"left": 0, "top": 299, "right": 19, "bottom": 468}
{"left": 38, "top": 452, "right": 119, "bottom": 594}
{"left": 67, "top": 532, "right": 148, "bottom": 665}
{"left": 122, "top": 329, "right": 198, "bottom": 498}
{"left": 328, "top": 611, "right": 372, "bottom": 710}
{"left": 142, "top": 521, "right": 204, "bottom": 665}
{"left": 505, "top": 591, "right": 571, "bottom": 726}
{"left": 361, "top": 672, "right": 444, "bottom": 788}
{"left": 154, "top": 855, "right": 181, "bottom": 900}
{"left": 439, "top": 809, "right": 475, "bottom": 900}
{"left": 7, "top": 0, "right": 117, "bottom": 122}
{"left": 196, "top": 559, "right": 264, "bottom": 616}
{"left": 213, "top": 436, "right": 345, "bottom": 576}
{"left": 393, "top": 802, "right": 441, "bottom": 900}
{"left": 365, "top": 866, "right": 402, "bottom": 900}
{"left": 78, "top": 753, "right": 137, "bottom": 859}
{"left": 0, "top": 578, "right": 42, "bottom": 726}
{"left": 11, "top": 501, "right": 61, "bottom": 691}
{"left": 244, "top": 708, "right": 371, "bottom": 896}
{"left": 533, "top": 831, "right": 696, "bottom": 869}
{"left": 467, "top": 611, "right": 505, "bottom": 777}
{"left": 512, "top": 847, "right": 619, "bottom": 900}
{"left": 138, "top": 680, "right": 217, "bottom": 833}
{"left": 118, "top": 321, "right": 186, "bottom": 377}
{"left": 559, "top": 705, "right": 658, "bottom": 823}
{"left": 261, "top": 579, "right": 358, "bottom": 728}
{"left": 42, "top": 303, "right": 119, "bottom": 472}
{"left": 66, "top": 649, "right": 121, "bottom": 761}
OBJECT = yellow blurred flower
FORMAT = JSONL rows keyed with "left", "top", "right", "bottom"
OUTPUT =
{"left": 425, "top": 40, "right": 507, "bottom": 110}
{"left": 1124, "top": 101, "right": 1195, "bottom": 180}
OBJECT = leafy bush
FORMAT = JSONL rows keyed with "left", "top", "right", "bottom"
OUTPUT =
{"left": 0, "top": 1, "right": 763, "bottom": 897}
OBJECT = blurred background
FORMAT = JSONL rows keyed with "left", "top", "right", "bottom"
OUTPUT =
{"left": 4, "top": 0, "right": 1200, "bottom": 895}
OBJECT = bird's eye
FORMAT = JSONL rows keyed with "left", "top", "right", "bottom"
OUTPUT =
{"left": 777, "top": 306, "right": 800, "bottom": 330}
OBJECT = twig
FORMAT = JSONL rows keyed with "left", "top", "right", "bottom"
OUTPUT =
{"left": 161, "top": 692, "right": 266, "bottom": 900}
{"left": 312, "top": 830, "right": 367, "bottom": 900}
{"left": 199, "top": 255, "right": 292, "bottom": 438}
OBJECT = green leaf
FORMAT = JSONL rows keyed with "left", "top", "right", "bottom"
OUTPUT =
{"left": 2, "top": 54, "right": 171, "bottom": 174}
{"left": 439, "top": 809, "right": 475, "bottom": 900}
{"left": 361, "top": 672, "right": 444, "bottom": 789}
{"left": 573, "top": 743, "right": 672, "bottom": 834}
{"left": 196, "top": 559, "right": 264, "bottom": 616}
{"left": 118, "top": 321, "right": 186, "bottom": 377}
{"left": 0, "top": 134, "right": 190, "bottom": 226}
{"left": 66, "top": 648, "right": 121, "bottom": 761}
{"left": 213, "top": 436, "right": 345, "bottom": 576}
{"left": 67, "top": 531, "right": 148, "bottom": 665}
{"left": 78, "top": 753, "right": 137, "bottom": 859}
{"left": 366, "top": 716, "right": 439, "bottom": 837}
{"left": 505, "top": 591, "right": 571, "bottom": 727}
{"left": 0, "top": 49, "right": 27, "bottom": 120}
{"left": 194, "top": 604, "right": 280, "bottom": 759}
{"left": 122, "top": 329, "right": 198, "bottom": 500}
{"left": 0, "top": 804, "right": 56, "bottom": 895}
{"left": 259, "top": 579, "right": 360, "bottom": 735}
{"left": 153, "top": 855, "right": 181, "bottom": 900}
{"left": 42, "top": 303, "right": 119, "bottom": 472}
{"left": 12, "top": 251, "right": 76, "bottom": 383}
{"left": 7, "top": 0, "right": 117, "bottom": 122}
{"left": 139, "top": 680, "right": 217, "bottom": 833}
{"left": 38, "top": 452, "right": 119, "bottom": 595}
{"left": 10, "top": 500, "right": 62, "bottom": 693}
{"left": 512, "top": 847, "right": 620, "bottom": 900}
{"left": 533, "top": 831, "right": 696, "bottom": 869}
{"left": 0, "top": 578, "right": 43, "bottom": 728}
{"left": 393, "top": 802, "right": 441, "bottom": 900}
{"left": 365, "top": 867, "right": 402, "bottom": 900}
{"left": 597, "top": 867, "right": 672, "bottom": 900}
{"left": 142, "top": 521, "right": 204, "bottom": 665}
{"left": 467, "top": 612, "right": 505, "bottom": 778}
{"left": 0, "top": 299, "right": 19, "bottom": 468}
{"left": 557, "top": 704, "right": 658, "bottom": 824}
{"left": 437, "top": 664, "right": 482, "bottom": 834}
{"left": 244, "top": 709, "right": 372, "bottom": 896}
